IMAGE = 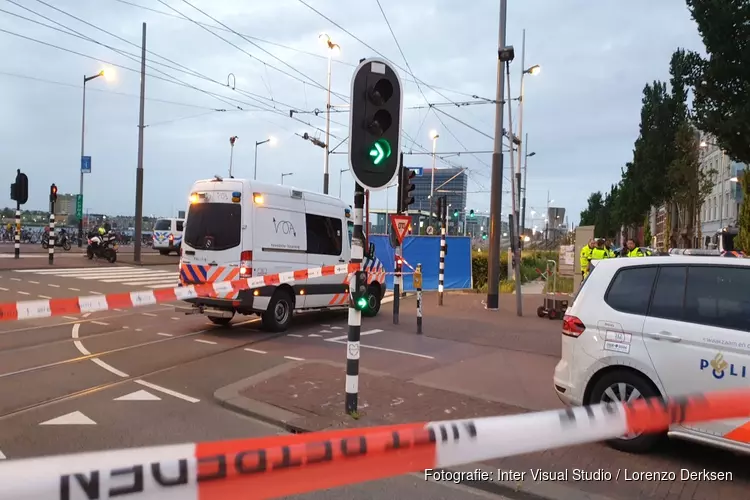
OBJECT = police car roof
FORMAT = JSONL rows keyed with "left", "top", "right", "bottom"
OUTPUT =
{"left": 193, "top": 177, "right": 348, "bottom": 207}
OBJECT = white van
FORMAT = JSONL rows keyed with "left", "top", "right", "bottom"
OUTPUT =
{"left": 152, "top": 217, "right": 184, "bottom": 255}
{"left": 176, "top": 176, "right": 387, "bottom": 331}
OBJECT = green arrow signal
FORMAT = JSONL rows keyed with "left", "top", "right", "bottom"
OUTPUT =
{"left": 368, "top": 139, "right": 392, "bottom": 166}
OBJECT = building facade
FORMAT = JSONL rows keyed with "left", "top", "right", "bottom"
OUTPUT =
{"left": 699, "top": 134, "right": 746, "bottom": 246}
{"left": 412, "top": 168, "right": 467, "bottom": 217}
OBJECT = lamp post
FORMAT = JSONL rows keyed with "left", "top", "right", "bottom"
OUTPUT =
{"left": 319, "top": 33, "right": 340, "bottom": 195}
{"left": 339, "top": 168, "right": 350, "bottom": 199}
{"left": 281, "top": 172, "right": 293, "bottom": 185}
{"left": 228, "top": 136, "right": 239, "bottom": 178}
{"left": 428, "top": 130, "right": 439, "bottom": 227}
{"left": 78, "top": 69, "right": 110, "bottom": 247}
{"left": 545, "top": 192, "right": 554, "bottom": 244}
{"left": 253, "top": 136, "right": 276, "bottom": 180}
{"left": 521, "top": 144, "right": 536, "bottom": 242}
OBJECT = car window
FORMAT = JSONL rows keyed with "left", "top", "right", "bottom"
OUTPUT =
{"left": 305, "top": 214, "right": 342, "bottom": 256}
{"left": 154, "top": 219, "right": 171, "bottom": 230}
{"left": 648, "top": 266, "right": 687, "bottom": 321}
{"left": 176, "top": 221, "right": 184, "bottom": 232}
{"left": 685, "top": 266, "right": 750, "bottom": 332}
{"left": 605, "top": 266, "right": 657, "bottom": 316}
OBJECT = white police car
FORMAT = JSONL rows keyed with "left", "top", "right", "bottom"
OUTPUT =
{"left": 554, "top": 253, "right": 750, "bottom": 454}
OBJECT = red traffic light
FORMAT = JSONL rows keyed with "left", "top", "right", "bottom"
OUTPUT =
{"left": 51, "top": 185, "right": 57, "bottom": 195}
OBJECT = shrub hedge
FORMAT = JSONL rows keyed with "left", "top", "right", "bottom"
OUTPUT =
{"left": 472, "top": 250, "right": 559, "bottom": 291}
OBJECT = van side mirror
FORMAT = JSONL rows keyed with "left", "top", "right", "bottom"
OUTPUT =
{"left": 368, "top": 242, "right": 376, "bottom": 259}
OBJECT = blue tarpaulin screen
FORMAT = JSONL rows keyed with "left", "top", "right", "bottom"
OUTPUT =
{"left": 370, "top": 235, "right": 472, "bottom": 291}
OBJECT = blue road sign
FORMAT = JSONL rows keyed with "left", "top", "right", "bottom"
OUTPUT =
{"left": 81, "top": 156, "right": 92, "bottom": 174}
{"left": 409, "top": 167, "right": 423, "bottom": 176}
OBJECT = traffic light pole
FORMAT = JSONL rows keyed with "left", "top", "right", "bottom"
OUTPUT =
{"left": 48, "top": 200, "right": 56, "bottom": 266}
{"left": 439, "top": 197, "right": 447, "bottom": 306}
{"left": 14, "top": 202, "right": 20, "bottom": 259}
{"left": 346, "top": 182, "right": 365, "bottom": 416}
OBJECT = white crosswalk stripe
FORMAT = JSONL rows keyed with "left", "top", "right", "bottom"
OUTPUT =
{"left": 13, "top": 266, "right": 180, "bottom": 289}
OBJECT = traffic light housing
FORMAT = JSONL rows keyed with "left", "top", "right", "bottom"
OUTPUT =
{"left": 49, "top": 183, "right": 58, "bottom": 204}
{"left": 348, "top": 58, "right": 403, "bottom": 191}
{"left": 436, "top": 196, "right": 443, "bottom": 223}
{"left": 10, "top": 170, "right": 28, "bottom": 205}
{"left": 453, "top": 209, "right": 459, "bottom": 218}
{"left": 469, "top": 209, "right": 475, "bottom": 218}
{"left": 482, "top": 232, "right": 488, "bottom": 240}
{"left": 350, "top": 270, "right": 369, "bottom": 311}
{"left": 397, "top": 167, "right": 416, "bottom": 213}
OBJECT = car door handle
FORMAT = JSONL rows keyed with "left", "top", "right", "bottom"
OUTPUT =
{"left": 338, "top": 258, "right": 346, "bottom": 263}
{"left": 645, "top": 331, "right": 682, "bottom": 342}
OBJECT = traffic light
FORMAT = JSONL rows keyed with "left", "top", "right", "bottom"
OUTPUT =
{"left": 469, "top": 209, "right": 475, "bottom": 218}
{"left": 397, "top": 167, "right": 416, "bottom": 213}
{"left": 436, "top": 196, "right": 443, "bottom": 223}
{"left": 453, "top": 209, "right": 459, "bottom": 218}
{"left": 348, "top": 58, "right": 403, "bottom": 191}
{"left": 49, "top": 183, "right": 58, "bottom": 203}
{"left": 10, "top": 170, "right": 28, "bottom": 205}
{"left": 482, "top": 232, "right": 488, "bottom": 240}
{"left": 350, "top": 270, "right": 369, "bottom": 311}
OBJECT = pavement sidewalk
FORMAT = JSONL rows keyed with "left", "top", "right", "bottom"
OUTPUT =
{"left": 215, "top": 292, "right": 749, "bottom": 500}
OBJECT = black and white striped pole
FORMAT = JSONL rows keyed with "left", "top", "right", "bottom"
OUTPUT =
{"left": 438, "top": 195, "right": 447, "bottom": 306}
{"left": 414, "top": 263, "right": 423, "bottom": 334}
{"left": 49, "top": 184, "right": 57, "bottom": 265}
{"left": 14, "top": 207, "right": 20, "bottom": 259}
{"left": 346, "top": 183, "right": 366, "bottom": 415}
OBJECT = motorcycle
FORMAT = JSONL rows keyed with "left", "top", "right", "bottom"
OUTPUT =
{"left": 41, "top": 232, "right": 72, "bottom": 251}
{"left": 86, "top": 231, "right": 118, "bottom": 263}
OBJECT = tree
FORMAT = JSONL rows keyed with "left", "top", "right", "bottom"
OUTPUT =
{"left": 686, "top": 0, "right": 750, "bottom": 164}
{"left": 736, "top": 170, "right": 750, "bottom": 252}
{"left": 580, "top": 192, "right": 604, "bottom": 226}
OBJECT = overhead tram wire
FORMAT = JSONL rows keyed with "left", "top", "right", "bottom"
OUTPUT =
{"left": 432, "top": 107, "right": 492, "bottom": 171}
{"left": 109, "top": 0, "right": 485, "bottom": 100}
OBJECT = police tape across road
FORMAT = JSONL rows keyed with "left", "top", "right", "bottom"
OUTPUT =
{"left": 0, "top": 263, "right": 361, "bottom": 322}
{"left": 1, "top": 388, "right": 749, "bottom": 499}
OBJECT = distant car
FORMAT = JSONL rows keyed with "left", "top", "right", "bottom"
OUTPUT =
{"left": 554, "top": 255, "right": 750, "bottom": 454}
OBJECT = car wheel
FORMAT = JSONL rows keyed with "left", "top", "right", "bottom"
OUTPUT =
{"left": 261, "top": 289, "right": 294, "bottom": 332}
{"left": 536, "top": 306, "right": 546, "bottom": 318}
{"left": 159, "top": 250, "right": 169, "bottom": 256}
{"left": 589, "top": 370, "right": 664, "bottom": 453}
{"left": 362, "top": 285, "right": 382, "bottom": 317}
{"left": 208, "top": 312, "right": 234, "bottom": 326}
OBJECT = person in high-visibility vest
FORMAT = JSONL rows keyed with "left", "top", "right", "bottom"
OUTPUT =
{"left": 580, "top": 239, "right": 597, "bottom": 279}
{"left": 625, "top": 239, "right": 651, "bottom": 257}
{"left": 604, "top": 239, "right": 617, "bottom": 258}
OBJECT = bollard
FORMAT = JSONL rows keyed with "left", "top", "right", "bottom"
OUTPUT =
{"left": 14, "top": 207, "right": 20, "bottom": 259}
{"left": 414, "top": 263, "right": 423, "bottom": 334}
{"left": 48, "top": 213, "right": 55, "bottom": 265}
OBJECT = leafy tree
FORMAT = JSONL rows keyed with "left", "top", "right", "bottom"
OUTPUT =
{"left": 736, "top": 170, "right": 750, "bottom": 252}
{"left": 685, "top": 0, "right": 750, "bottom": 164}
{"left": 580, "top": 192, "right": 603, "bottom": 226}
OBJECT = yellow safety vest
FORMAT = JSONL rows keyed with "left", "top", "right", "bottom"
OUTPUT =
{"left": 590, "top": 247, "right": 609, "bottom": 260}
{"left": 627, "top": 248, "right": 645, "bottom": 257}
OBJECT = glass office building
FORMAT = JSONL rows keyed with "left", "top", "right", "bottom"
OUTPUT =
{"left": 411, "top": 168, "right": 468, "bottom": 217}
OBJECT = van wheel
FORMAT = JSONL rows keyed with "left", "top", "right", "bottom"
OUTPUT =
{"left": 589, "top": 370, "right": 664, "bottom": 453}
{"left": 159, "top": 250, "right": 169, "bottom": 256}
{"left": 208, "top": 313, "right": 234, "bottom": 326}
{"left": 262, "top": 289, "right": 294, "bottom": 332}
{"left": 362, "top": 285, "right": 381, "bottom": 317}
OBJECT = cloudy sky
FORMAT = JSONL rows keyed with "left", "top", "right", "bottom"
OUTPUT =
{"left": 0, "top": 0, "right": 704, "bottom": 225}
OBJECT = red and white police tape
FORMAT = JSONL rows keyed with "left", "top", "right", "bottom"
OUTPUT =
{"left": 0, "top": 263, "right": 360, "bottom": 322}
{"left": 1, "top": 388, "right": 749, "bottom": 499}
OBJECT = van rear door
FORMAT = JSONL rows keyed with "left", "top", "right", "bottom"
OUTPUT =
{"left": 181, "top": 183, "right": 244, "bottom": 286}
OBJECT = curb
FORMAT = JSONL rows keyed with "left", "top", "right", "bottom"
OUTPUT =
{"left": 214, "top": 361, "right": 618, "bottom": 500}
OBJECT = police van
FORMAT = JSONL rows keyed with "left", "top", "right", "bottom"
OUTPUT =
{"left": 152, "top": 217, "right": 184, "bottom": 255}
{"left": 176, "top": 176, "right": 386, "bottom": 331}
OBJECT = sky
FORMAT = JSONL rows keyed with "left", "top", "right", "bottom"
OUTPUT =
{"left": 0, "top": 0, "right": 705, "bottom": 225}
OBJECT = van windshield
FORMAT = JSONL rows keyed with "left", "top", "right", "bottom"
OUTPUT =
{"left": 185, "top": 203, "right": 241, "bottom": 251}
{"left": 154, "top": 219, "right": 171, "bottom": 231}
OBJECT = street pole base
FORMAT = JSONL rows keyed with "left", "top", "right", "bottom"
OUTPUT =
{"left": 486, "top": 293, "right": 499, "bottom": 310}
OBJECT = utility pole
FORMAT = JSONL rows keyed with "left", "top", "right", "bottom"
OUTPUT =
{"left": 521, "top": 132, "right": 529, "bottom": 240}
{"left": 516, "top": 29, "right": 526, "bottom": 230}
{"left": 486, "top": 0, "right": 508, "bottom": 311}
{"left": 133, "top": 22, "right": 147, "bottom": 264}
{"left": 506, "top": 60, "right": 523, "bottom": 316}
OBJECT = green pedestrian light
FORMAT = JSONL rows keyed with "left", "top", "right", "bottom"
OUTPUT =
{"left": 368, "top": 139, "right": 392, "bottom": 166}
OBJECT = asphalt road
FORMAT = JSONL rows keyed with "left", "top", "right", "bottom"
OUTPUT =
{"left": 0, "top": 265, "right": 508, "bottom": 500}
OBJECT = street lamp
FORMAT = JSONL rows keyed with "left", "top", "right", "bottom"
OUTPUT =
{"left": 319, "top": 33, "right": 340, "bottom": 195}
{"left": 78, "top": 68, "right": 111, "bottom": 247}
{"left": 339, "top": 167, "right": 350, "bottom": 198}
{"left": 254, "top": 137, "right": 276, "bottom": 181}
{"left": 281, "top": 172, "right": 293, "bottom": 185}
{"left": 428, "top": 130, "right": 439, "bottom": 227}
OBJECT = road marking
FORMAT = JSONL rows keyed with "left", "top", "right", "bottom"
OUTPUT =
{"left": 134, "top": 380, "right": 200, "bottom": 403}
{"left": 321, "top": 324, "right": 330, "bottom": 327}
{"left": 325, "top": 329, "right": 382, "bottom": 342}
{"left": 0, "top": 450, "right": 5, "bottom": 459}
{"left": 91, "top": 358, "right": 129, "bottom": 377}
{"left": 135, "top": 328, "right": 143, "bottom": 332}
{"left": 68, "top": 287, "right": 79, "bottom": 291}
{"left": 48, "top": 284, "right": 60, "bottom": 288}
{"left": 195, "top": 339, "right": 217, "bottom": 345}
{"left": 114, "top": 389, "right": 161, "bottom": 401}
{"left": 10, "top": 278, "right": 20, "bottom": 281}
{"left": 91, "top": 321, "right": 109, "bottom": 326}
{"left": 82, "top": 312, "right": 91, "bottom": 318}
{"left": 89, "top": 291, "right": 103, "bottom": 295}
{"left": 17, "top": 291, "right": 29, "bottom": 296}
{"left": 73, "top": 341, "right": 90, "bottom": 355}
{"left": 157, "top": 332, "right": 173, "bottom": 337}
{"left": 284, "top": 356, "right": 305, "bottom": 361}
{"left": 327, "top": 339, "right": 435, "bottom": 359}
{"left": 330, "top": 326, "right": 343, "bottom": 330}
{"left": 142, "top": 312, "right": 157, "bottom": 317}
{"left": 0, "top": 287, "right": 8, "bottom": 291}
{"left": 39, "top": 411, "right": 96, "bottom": 426}
{"left": 38, "top": 295, "right": 52, "bottom": 299}
{"left": 245, "top": 348, "right": 267, "bottom": 354}
{"left": 63, "top": 316, "right": 78, "bottom": 320}
{"left": 287, "top": 334, "right": 303, "bottom": 338}
{"left": 171, "top": 317, "right": 180, "bottom": 320}
{"left": 319, "top": 330, "right": 332, "bottom": 334}
{"left": 28, "top": 280, "right": 39, "bottom": 284}
{"left": 308, "top": 334, "right": 322, "bottom": 337}
{"left": 114, "top": 308, "right": 124, "bottom": 312}
{"left": 122, "top": 326, "right": 130, "bottom": 329}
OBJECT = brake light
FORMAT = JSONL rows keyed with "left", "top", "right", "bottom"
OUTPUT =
{"left": 168, "top": 234, "right": 174, "bottom": 241}
{"left": 240, "top": 250, "right": 253, "bottom": 276}
{"left": 562, "top": 315, "right": 586, "bottom": 338}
